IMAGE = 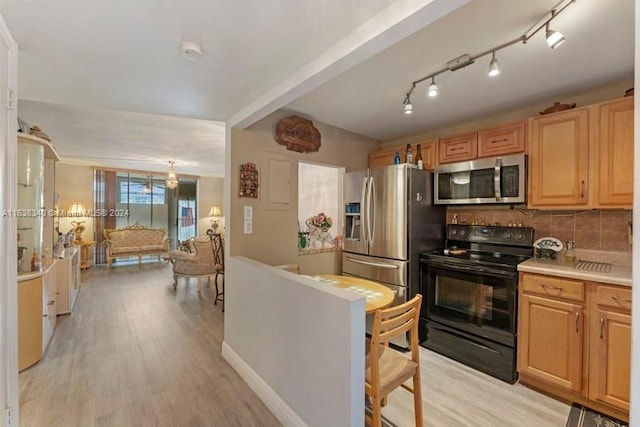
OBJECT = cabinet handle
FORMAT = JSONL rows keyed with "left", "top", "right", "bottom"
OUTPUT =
{"left": 575, "top": 312, "right": 580, "bottom": 333}
{"left": 43, "top": 314, "right": 48, "bottom": 317}
{"left": 541, "top": 284, "right": 562, "bottom": 292}
{"left": 489, "top": 138, "right": 509, "bottom": 144}
{"left": 611, "top": 295, "right": 631, "bottom": 304}
{"left": 580, "top": 180, "right": 585, "bottom": 198}
{"left": 600, "top": 317, "right": 605, "bottom": 339}
{"left": 450, "top": 147, "right": 463, "bottom": 152}
{"left": 47, "top": 300, "right": 55, "bottom": 305}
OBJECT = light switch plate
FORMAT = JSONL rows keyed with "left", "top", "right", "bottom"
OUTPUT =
{"left": 244, "top": 219, "right": 253, "bottom": 234}
{"left": 244, "top": 206, "right": 253, "bottom": 220}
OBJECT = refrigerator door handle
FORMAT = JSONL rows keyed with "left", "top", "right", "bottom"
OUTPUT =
{"left": 360, "top": 176, "right": 369, "bottom": 246}
{"left": 368, "top": 176, "right": 375, "bottom": 246}
{"left": 345, "top": 256, "right": 399, "bottom": 270}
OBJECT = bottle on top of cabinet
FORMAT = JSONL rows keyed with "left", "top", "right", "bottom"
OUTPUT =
{"left": 415, "top": 144, "right": 423, "bottom": 169}
{"left": 405, "top": 144, "right": 413, "bottom": 164}
{"left": 393, "top": 151, "right": 401, "bottom": 164}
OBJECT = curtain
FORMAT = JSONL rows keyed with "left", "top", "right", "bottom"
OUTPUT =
{"left": 94, "top": 169, "right": 117, "bottom": 265}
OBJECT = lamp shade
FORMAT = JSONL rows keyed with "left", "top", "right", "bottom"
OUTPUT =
{"left": 208, "top": 206, "right": 222, "bottom": 217}
{"left": 67, "top": 202, "right": 86, "bottom": 217}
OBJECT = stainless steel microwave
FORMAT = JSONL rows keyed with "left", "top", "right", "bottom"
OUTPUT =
{"left": 434, "top": 153, "right": 527, "bottom": 205}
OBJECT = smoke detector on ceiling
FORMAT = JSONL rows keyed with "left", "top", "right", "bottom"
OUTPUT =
{"left": 180, "top": 41, "right": 203, "bottom": 60}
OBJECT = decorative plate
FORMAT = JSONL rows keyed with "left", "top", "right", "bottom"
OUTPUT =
{"left": 534, "top": 237, "right": 563, "bottom": 252}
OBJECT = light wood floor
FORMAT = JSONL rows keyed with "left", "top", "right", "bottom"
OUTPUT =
{"left": 19, "top": 263, "right": 571, "bottom": 427}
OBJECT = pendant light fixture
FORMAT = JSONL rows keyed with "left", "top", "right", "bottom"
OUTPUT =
{"left": 166, "top": 161, "right": 178, "bottom": 190}
{"left": 401, "top": 0, "right": 576, "bottom": 115}
{"left": 488, "top": 51, "right": 500, "bottom": 77}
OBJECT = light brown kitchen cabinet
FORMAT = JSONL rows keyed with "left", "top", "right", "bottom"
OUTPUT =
{"left": 368, "top": 145, "right": 399, "bottom": 169}
{"left": 477, "top": 121, "right": 526, "bottom": 158}
{"left": 518, "top": 272, "right": 631, "bottom": 421}
{"left": 589, "top": 285, "right": 631, "bottom": 412}
{"left": 528, "top": 107, "right": 590, "bottom": 208}
{"left": 518, "top": 275, "right": 584, "bottom": 392}
{"left": 591, "top": 97, "right": 634, "bottom": 208}
{"left": 368, "top": 140, "right": 437, "bottom": 170}
{"left": 437, "top": 132, "right": 477, "bottom": 164}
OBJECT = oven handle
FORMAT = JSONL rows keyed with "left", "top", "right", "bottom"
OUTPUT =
{"left": 494, "top": 157, "right": 502, "bottom": 201}
{"left": 426, "top": 260, "right": 516, "bottom": 278}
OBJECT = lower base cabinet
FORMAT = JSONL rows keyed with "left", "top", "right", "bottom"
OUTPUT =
{"left": 518, "top": 273, "right": 630, "bottom": 421}
{"left": 18, "top": 261, "right": 59, "bottom": 372}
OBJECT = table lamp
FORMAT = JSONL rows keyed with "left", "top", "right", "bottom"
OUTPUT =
{"left": 208, "top": 206, "right": 222, "bottom": 233}
{"left": 68, "top": 202, "right": 87, "bottom": 244}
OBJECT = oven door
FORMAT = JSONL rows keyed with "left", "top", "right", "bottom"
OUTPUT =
{"left": 423, "top": 259, "right": 517, "bottom": 346}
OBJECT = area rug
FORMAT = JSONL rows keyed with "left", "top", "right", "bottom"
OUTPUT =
{"left": 566, "top": 404, "right": 627, "bottom": 427}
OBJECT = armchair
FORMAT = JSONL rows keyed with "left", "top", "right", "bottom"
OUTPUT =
{"left": 166, "top": 238, "right": 217, "bottom": 293}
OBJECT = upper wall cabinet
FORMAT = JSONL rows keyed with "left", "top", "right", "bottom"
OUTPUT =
{"left": 528, "top": 108, "right": 590, "bottom": 208}
{"left": 438, "top": 120, "right": 526, "bottom": 164}
{"left": 368, "top": 140, "right": 437, "bottom": 170}
{"left": 591, "top": 97, "right": 634, "bottom": 208}
{"left": 528, "top": 97, "right": 633, "bottom": 209}
{"left": 438, "top": 132, "right": 477, "bottom": 164}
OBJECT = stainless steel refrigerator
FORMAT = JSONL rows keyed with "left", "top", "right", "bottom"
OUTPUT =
{"left": 342, "top": 164, "right": 445, "bottom": 347}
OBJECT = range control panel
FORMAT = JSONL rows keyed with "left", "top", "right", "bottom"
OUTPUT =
{"left": 447, "top": 224, "right": 534, "bottom": 247}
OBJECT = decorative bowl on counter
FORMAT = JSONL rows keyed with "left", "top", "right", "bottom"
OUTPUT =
{"left": 533, "top": 237, "right": 563, "bottom": 260}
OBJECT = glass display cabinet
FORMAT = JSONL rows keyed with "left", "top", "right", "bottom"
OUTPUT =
{"left": 17, "top": 133, "right": 59, "bottom": 274}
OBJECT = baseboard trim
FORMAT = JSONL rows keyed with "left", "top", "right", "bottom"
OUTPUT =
{"left": 222, "top": 341, "right": 308, "bottom": 427}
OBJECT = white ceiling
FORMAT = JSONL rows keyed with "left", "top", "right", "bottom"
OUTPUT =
{"left": 288, "top": 0, "right": 635, "bottom": 141}
{"left": 0, "top": 0, "right": 634, "bottom": 177}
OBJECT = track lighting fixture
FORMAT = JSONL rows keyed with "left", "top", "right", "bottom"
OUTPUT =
{"left": 403, "top": 96, "right": 413, "bottom": 115}
{"left": 402, "top": 0, "right": 576, "bottom": 114}
{"left": 488, "top": 51, "right": 500, "bottom": 77}
{"left": 427, "top": 77, "right": 438, "bottom": 97}
{"left": 545, "top": 11, "right": 566, "bottom": 49}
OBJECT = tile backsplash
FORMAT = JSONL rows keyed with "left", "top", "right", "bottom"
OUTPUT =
{"left": 447, "top": 208, "right": 633, "bottom": 253}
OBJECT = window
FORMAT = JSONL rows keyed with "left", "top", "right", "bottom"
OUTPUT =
{"left": 298, "top": 162, "right": 344, "bottom": 250}
{"left": 118, "top": 179, "right": 166, "bottom": 204}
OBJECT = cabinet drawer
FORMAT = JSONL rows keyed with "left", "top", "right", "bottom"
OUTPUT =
{"left": 596, "top": 285, "right": 632, "bottom": 311}
{"left": 477, "top": 121, "right": 526, "bottom": 158}
{"left": 521, "top": 274, "right": 584, "bottom": 302}
{"left": 438, "top": 133, "right": 477, "bottom": 164}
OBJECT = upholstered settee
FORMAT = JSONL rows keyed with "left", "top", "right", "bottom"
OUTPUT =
{"left": 103, "top": 222, "right": 171, "bottom": 268}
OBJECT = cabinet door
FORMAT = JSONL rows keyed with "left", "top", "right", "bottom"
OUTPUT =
{"left": 593, "top": 98, "right": 634, "bottom": 208}
{"left": 438, "top": 132, "right": 477, "bottom": 164}
{"left": 42, "top": 263, "right": 57, "bottom": 352}
{"left": 477, "top": 121, "right": 526, "bottom": 158}
{"left": 518, "top": 294, "right": 583, "bottom": 392}
{"left": 421, "top": 140, "right": 437, "bottom": 170}
{"left": 528, "top": 108, "right": 589, "bottom": 207}
{"left": 369, "top": 146, "right": 400, "bottom": 169}
{"left": 590, "top": 310, "right": 631, "bottom": 411}
{"left": 18, "top": 278, "right": 43, "bottom": 371}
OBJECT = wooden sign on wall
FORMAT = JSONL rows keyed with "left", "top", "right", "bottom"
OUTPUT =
{"left": 274, "top": 115, "right": 321, "bottom": 153}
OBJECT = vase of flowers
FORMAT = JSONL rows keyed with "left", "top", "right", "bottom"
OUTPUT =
{"left": 306, "top": 212, "right": 334, "bottom": 248}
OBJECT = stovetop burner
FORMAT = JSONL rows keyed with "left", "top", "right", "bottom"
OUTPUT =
{"left": 423, "top": 224, "right": 534, "bottom": 270}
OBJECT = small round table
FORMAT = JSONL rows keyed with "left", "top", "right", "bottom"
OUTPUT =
{"left": 316, "top": 274, "right": 395, "bottom": 314}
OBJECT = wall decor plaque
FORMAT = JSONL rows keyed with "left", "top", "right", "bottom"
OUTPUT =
{"left": 274, "top": 115, "right": 321, "bottom": 153}
{"left": 239, "top": 162, "right": 259, "bottom": 198}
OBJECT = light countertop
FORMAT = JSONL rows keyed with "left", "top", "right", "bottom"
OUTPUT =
{"left": 518, "top": 257, "right": 632, "bottom": 287}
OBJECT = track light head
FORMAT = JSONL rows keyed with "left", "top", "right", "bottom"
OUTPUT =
{"left": 488, "top": 52, "right": 500, "bottom": 77}
{"left": 403, "top": 96, "right": 413, "bottom": 114}
{"left": 546, "top": 26, "right": 566, "bottom": 49}
{"left": 427, "top": 77, "right": 438, "bottom": 98}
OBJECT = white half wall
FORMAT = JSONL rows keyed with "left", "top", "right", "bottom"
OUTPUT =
{"left": 222, "top": 256, "right": 365, "bottom": 427}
